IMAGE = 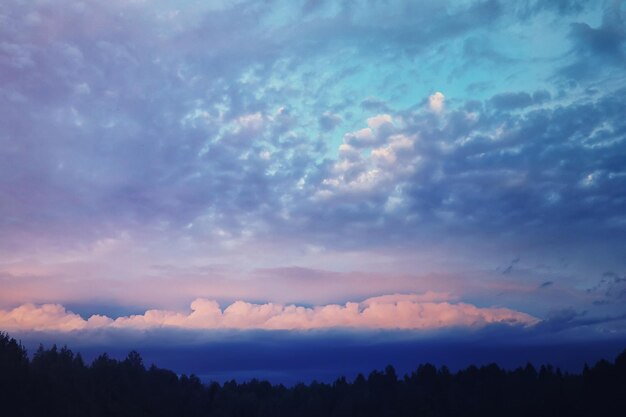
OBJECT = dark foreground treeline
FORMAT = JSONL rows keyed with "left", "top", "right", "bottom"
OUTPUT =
{"left": 1, "top": 332, "right": 625, "bottom": 417}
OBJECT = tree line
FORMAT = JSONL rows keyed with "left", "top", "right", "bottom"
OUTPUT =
{"left": 1, "top": 331, "right": 625, "bottom": 416}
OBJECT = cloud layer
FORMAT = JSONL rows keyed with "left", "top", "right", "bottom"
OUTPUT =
{"left": 0, "top": 293, "right": 537, "bottom": 332}
{"left": 2, "top": 0, "right": 624, "bottom": 253}
{"left": 0, "top": 0, "right": 625, "bottom": 338}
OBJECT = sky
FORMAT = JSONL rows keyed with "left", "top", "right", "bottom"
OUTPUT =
{"left": 1, "top": 0, "right": 626, "bottom": 382}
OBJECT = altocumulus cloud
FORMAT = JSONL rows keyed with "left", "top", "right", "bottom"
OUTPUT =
{"left": 2, "top": 0, "right": 624, "bottom": 254}
{"left": 0, "top": 293, "right": 537, "bottom": 332}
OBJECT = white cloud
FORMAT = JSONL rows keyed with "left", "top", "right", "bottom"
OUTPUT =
{"left": 0, "top": 293, "right": 538, "bottom": 332}
{"left": 428, "top": 91, "right": 445, "bottom": 113}
{"left": 580, "top": 171, "right": 602, "bottom": 188}
{"left": 367, "top": 114, "right": 393, "bottom": 129}
{"left": 238, "top": 112, "right": 264, "bottom": 129}
{"left": 338, "top": 143, "right": 361, "bottom": 160}
{"left": 0, "top": 303, "right": 88, "bottom": 332}
{"left": 371, "top": 146, "right": 397, "bottom": 165}
{"left": 319, "top": 114, "right": 418, "bottom": 199}
{"left": 344, "top": 127, "right": 376, "bottom": 147}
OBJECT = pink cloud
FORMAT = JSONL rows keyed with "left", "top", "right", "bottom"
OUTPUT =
{"left": 0, "top": 303, "right": 92, "bottom": 332}
{"left": 428, "top": 91, "right": 445, "bottom": 113}
{"left": 0, "top": 293, "right": 538, "bottom": 332}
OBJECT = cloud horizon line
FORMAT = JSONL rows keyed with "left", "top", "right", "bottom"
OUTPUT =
{"left": 0, "top": 292, "right": 538, "bottom": 333}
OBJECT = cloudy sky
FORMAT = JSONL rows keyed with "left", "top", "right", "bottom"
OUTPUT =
{"left": 1, "top": 0, "right": 625, "bottom": 381}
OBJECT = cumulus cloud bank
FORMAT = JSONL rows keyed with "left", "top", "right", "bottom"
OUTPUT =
{"left": 0, "top": 293, "right": 537, "bottom": 332}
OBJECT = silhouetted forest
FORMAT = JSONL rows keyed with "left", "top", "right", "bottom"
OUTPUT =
{"left": 1, "top": 332, "right": 625, "bottom": 416}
